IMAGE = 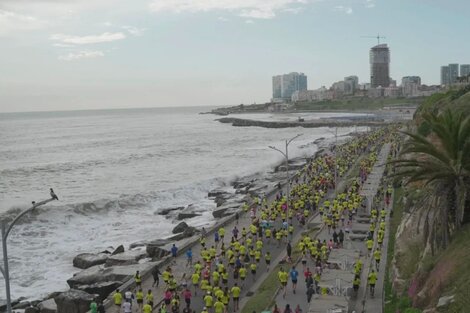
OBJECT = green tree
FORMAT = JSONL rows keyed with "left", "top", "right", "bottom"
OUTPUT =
{"left": 393, "top": 109, "right": 470, "bottom": 249}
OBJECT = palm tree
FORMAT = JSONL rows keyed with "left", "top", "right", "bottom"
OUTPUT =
{"left": 392, "top": 109, "right": 470, "bottom": 248}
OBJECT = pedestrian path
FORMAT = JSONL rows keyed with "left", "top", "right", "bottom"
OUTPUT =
{"left": 267, "top": 142, "right": 393, "bottom": 313}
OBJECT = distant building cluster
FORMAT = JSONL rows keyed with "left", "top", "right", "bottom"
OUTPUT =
{"left": 271, "top": 43, "right": 465, "bottom": 104}
{"left": 272, "top": 72, "right": 307, "bottom": 102}
{"left": 440, "top": 63, "right": 470, "bottom": 86}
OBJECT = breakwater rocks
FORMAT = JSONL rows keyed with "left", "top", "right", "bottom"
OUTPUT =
{"left": 217, "top": 117, "right": 389, "bottom": 128}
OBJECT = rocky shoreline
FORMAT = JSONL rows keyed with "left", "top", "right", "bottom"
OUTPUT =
{"left": 3, "top": 136, "right": 339, "bottom": 313}
{"left": 217, "top": 117, "right": 389, "bottom": 129}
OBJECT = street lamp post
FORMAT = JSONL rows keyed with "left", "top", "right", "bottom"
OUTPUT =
{"left": 1, "top": 196, "right": 57, "bottom": 313}
{"left": 269, "top": 134, "right": 302, "bottom": 217}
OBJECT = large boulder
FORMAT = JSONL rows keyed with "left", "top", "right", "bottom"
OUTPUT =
{"left": 54, "top": 290, "right": 94, "bottom": 313}
{"left": 212, "top": 202, "right": 241, "bottom": 218}
{"left": 172, "top": 222, "right": 190, "bottom": 234}
{"left": 105, "top": 250, "right": 147, "bottom": 267}
{"left": 25, "top": 307, "right": 40, "bottom": 313}
{"left": 208, "top": 190, "right": 228, "bottom": 197}
{"left": 67, "top": 263, "right": 157, "bottom": 289}
{"left": 37, "top": 299, "right": 57, "bottom": 313}
{"left": 13, "top": 301, "right": 31, "bottom": 309}
{"left": 157, "top": 207, "right": 184, "bottom": 216}
{"left": 111, "top": 245, "right": 124, "bottom": 255}
{"left": 146, "top": 241, "right": 171, "bottom": 259}
{"left": 76, "top": 281, "right": 122, "bottom": 302}
{"left": 73, "top": 253, "right": 109, "bottom": 269}
{"left": 169, "top": 227, "right": 196, "bottom": 241}
{"left": 129, "top": 241, "right": 148, "bottom": 249}
{"left": 177, "top": 212, "right": 201, "bottom": 220}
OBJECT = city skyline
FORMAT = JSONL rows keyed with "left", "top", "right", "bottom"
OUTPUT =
{"left": 1, "top": 0, "right": 470, "bottom": 112}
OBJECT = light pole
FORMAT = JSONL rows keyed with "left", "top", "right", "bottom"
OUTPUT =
{"left": 269, "top": 133, "right": 302, "bottom": 218}
{"left": 1, "top": 195, "right": 57, "bottom": 313}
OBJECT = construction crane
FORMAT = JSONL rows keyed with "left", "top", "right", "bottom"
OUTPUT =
{"left": 361, "top": 34, "right": 386, "bottom": 45}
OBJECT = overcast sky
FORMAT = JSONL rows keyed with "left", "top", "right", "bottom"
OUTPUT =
{"left": 1, "top": 0, "right": 469, "bottom": 112}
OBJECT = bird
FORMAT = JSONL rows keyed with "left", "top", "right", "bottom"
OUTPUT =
{"left": 50, "top": 188, "right": 59, "bottom": 200}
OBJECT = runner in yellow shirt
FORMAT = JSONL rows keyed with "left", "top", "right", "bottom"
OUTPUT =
{"left": 231, "top": 283, "right": 241, "bottom": 311}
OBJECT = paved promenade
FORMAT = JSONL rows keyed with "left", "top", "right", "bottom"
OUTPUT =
{"left": 269, "top": 143, "right": 393, "bottom": 313}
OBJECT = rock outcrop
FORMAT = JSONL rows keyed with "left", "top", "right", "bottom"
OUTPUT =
{"left": 67, "top": 262, "right": 157, "bottom": 289}
{"left": 157, "top": 207, "right": 184, "bottom": 216}
{"left": 146, "top": 241, "right": 170, "bottom": 259}
{"left": 37, "top": 299, "right": 57, "bottom": 313}
{"left": 76, "top": 281, "right": 122, "bottom": 302}
{"left": 111, "top": 245, "right": 124, "bottom": 255}
{"left": 177, "top": 212, "right": 201, "bottom": 220}
{"left": 172, "top": 222, "right": 190, "bottom": 234}
{"left": 73, "top": 253, "right": 109, "bottom": 269}
{"left": 212, "top": 203, "right": 241, "bottom": 218}
{"left": 25, "top": 307, "right": 40, "bottom": 313}
{"left": 54, "top": 289, "right": 94, "bottom": 313}
{"left": 105, "top": 249, "right": 147, "bottom": 267}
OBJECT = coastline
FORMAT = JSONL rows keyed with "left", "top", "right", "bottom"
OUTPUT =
{"left": 216, "top": 116, "right": 389, "bottom": 129}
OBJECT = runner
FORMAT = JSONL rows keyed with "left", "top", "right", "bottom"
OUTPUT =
{"left": 278, "top": 267, "right": 289, "bottom": 298}
{"left": 289, "top": 266, "right": 299, "bottom": 294}
{"left": 231, "top": 283, "right": 241, "bottom": 311}
{"left": 368, "top": 270, "right": 378, "bottom": 297}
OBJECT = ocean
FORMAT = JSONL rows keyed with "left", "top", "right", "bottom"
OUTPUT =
{"left": 0, "top": 107, "right": 366, "bottom": 301}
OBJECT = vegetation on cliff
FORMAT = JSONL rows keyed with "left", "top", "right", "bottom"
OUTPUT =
{"left": 386, "top": 87, "right": 470, "bottom": 312}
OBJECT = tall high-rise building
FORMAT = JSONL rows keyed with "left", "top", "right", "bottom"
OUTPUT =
{"left": 272, "top": 72, "right": 307, "bottom": 101}
{"left": 461, "top": 64, "right": 470, "bottom": 77}
{"left": 441, "top": 66, "right": 450, "bottom": 85}
{"left": 370, "top": 44, "right": 390, "bottom": 88}
{"left": 449, "top": 63, "right": 459, "bottom": 84}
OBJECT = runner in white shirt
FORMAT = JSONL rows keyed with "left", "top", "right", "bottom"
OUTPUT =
{"left": 122, "top": 301, "right": 132, "bottom": 313}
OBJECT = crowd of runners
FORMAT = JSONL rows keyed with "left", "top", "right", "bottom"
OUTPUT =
{"left": 105, "top": 126, "right": 400, "bottom": 313}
